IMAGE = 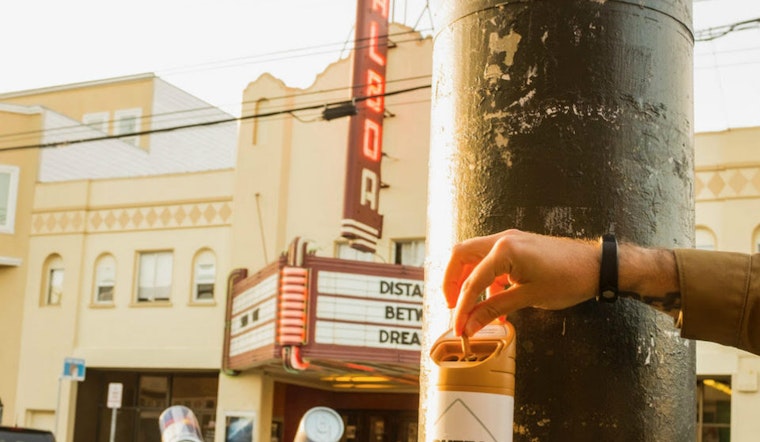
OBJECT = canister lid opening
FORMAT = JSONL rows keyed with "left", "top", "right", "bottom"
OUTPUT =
{"left": 431, "top": 340, "right": 502, "bottom": 364}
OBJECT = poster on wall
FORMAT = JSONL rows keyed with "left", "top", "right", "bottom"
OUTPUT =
{"left": 225, "top": 412, "right": 255, "bottom": 442}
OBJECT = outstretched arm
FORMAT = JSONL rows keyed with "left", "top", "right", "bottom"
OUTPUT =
{"left": 443, "top": 229, "right": 681, "bottom": 337}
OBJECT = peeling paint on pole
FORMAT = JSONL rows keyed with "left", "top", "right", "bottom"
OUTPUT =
{"left": 424, "top": 0, "right": 696, "bottom": 440}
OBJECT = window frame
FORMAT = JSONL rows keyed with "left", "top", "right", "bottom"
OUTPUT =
{"left": 41, "top": 254, "right": 64, "bottom": 306}
{"left": 696, "top": 376, "right": 731, "bottom": 442}
{"left": 114, "top": 108, "right": 142, "bottom": 146}
{"left": 82, "top": 111, "right": 110, "bottom": 133}
{"left": 0, "top": 164, "right": 20, "bottom": 234}
{"left": 191, "top": 249, "right": 216, "bottom": 303}
{"left": 135, "top": 250, "right": 173, "bottom": 304}
{"left": 695, "top": 227, "right": 716, "bottom": 251}
{"left": 392, "top": 238, "right": 426, "bottom": 267}
{"left": 93, "top": 253, "right": 116, "bottom": 305}
{"left": 335, "top": 242, "right": 375, "bottom": 262}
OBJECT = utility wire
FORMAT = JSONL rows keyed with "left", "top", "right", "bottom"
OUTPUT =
{"left": 0, "top": 84, "right": 431, "bottom": 152}
{"left": 8, "top": 14, "right": 750, "bottom": 143}
{"left": 695, "top": 59, "right": 760, "bottom": 70}
{"left": 0, "top": 74, "right": 432, "bottom": 144}
{"left": 148, "top": 14, "right": 751, "bottom": 77}
{"left": 695, "top": 18, "right": 760, "bottom": 42}
{"left": 158, "top": 28, "right": 432, "bottom": 76}
{"left": 0, "top": 27, "right": 432, "bottom": 142}
{"left": 231, "top": 94, "right": 434, "bottom": 126}
{"left": 11, "top": 14, "right": 752, "bottom": 145}
{"left": 0, "top": 29, "right": 432, "bottom": 143}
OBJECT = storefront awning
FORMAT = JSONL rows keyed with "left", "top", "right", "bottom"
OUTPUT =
{"left": 0, "top": 256, "right": 22, "bottom": 267}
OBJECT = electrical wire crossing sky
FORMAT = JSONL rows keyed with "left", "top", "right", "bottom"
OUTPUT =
{"left": 0, "top": 0, "right": 758, "bottom": 132}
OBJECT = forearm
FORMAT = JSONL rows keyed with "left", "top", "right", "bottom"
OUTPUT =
{"left": 617, "top": 243, "right": 681, "bottom": 320}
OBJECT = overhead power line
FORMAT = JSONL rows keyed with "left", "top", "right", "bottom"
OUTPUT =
{"left": 0, "top": 27, "right": 432, "bottom": 144}
{"left": 0, "top": 74, "right": 432, "bottom": 144}
{"left": 0, "top": 84, "right": 431, "bottom": 152}
{"left": 158, "top": 28, "right": 432, "bottom": 76}
{"left": 9, "top": 14, "right": 751, "bottom": 149}
{"left": 695, "top": 17, "right": 760, "bottom": 42}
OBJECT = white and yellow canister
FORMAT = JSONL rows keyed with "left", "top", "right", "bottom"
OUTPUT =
{"left": 428, "top": 321, "right": 516, "bottom": 442}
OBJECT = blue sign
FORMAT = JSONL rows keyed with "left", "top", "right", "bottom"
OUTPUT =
{"left": 62, "top": 357, "right": 86, "bottom": 381}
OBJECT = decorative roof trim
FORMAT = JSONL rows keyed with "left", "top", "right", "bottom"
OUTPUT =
{"left": 0, "top": 73, "right": 156, "bottom": 99}
{"left": 0, "top": 102, "right": 45, "bottom": 114}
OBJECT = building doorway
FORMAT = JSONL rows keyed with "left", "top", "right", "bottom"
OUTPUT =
{"left": 73, "top": 369, "right": 218, "bottom": 442}
{"left": 275, "top": 382, "right": 419, "bottom": 442}
{"left": 338, "top": 410, "right": 417, "bottom": 442}
{"left": 697, "top": 376, "right": 731, "bottom": 442}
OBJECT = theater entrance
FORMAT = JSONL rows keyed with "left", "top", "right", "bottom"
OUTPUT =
{"left": 338, "top": 409, "right": 418, "bottom": 442}
{"left": 273, "top": 382, "right": 419, "bottom": 442}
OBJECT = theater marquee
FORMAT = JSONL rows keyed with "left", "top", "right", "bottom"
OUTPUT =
{"left": 223, "top": 240, "right": 423, "bottom": 388}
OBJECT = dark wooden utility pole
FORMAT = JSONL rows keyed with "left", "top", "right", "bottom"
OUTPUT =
{"left": 423, "top": 0, "right": 696, "bottom": 440}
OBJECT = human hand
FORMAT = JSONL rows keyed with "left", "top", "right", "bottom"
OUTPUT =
{"left": 443, "top": 229, "right": 600, "bottom": 337}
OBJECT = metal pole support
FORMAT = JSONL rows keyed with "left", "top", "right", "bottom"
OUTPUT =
{"left": 425, "top": 0, "right": 696, "bottom": 440}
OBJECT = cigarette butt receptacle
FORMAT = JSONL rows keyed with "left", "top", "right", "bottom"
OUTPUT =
{"left": 428, "top": 321, "right": 516, "bottom": 442}
{"left": 158, "top": 405, "right": 204, "bottom": 442}
{"left": 293, "top": 406, "right": 345, "bottom": 442}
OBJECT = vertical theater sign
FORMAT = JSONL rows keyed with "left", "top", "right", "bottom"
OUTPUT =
{"left": 341, "top": 0, "right": 389, "bottom": 253}
{"left": 223, "top": 238, "right": 423, "bottom": 389}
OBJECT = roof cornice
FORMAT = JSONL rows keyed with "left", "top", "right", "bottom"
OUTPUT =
{"left": 0, "top": 72, "right": 156, "bottom": 99}
{"left": 0, "top": 102, "right": 45, "bottom": 114}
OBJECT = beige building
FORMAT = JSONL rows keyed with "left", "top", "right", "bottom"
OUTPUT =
{"left": 0, "top": 103, "right": 40, "bottom": 430}
{"left": 0, "top": 73, "right": 237, "bottom": 441}
{"left": 693, "top": 126, "right": 760, "bottom": 442}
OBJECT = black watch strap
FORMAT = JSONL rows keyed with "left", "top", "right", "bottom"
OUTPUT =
{"left": 597, "top": 233, "right": 618, "bottom": 302}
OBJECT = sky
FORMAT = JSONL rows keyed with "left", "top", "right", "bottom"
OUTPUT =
{"left": 693, "top": 0, "right": 760, "bottom": 131}
{"left": 0, "top": 0, "right": 758, "bottom": 133}
{"left": 0, "top": 0, "right": 433, "bottom": 116}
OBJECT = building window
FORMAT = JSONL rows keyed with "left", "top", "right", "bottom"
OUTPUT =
{"left": 0, "top": 165, "right": 20, "bottom": 234}
{"left": 695, "top": 227, "right": 716, "bottom": 251}
{"left": 192, "top": 249, "right": 216, "bottom": 302}
{"left": 42, "top": 254, "right": 64, "bottom": 306}
{"left": 336, "top": 243, "right": 375, "bottom": 262}
{"left": 137, "top": 251, "right": 173, "bottom": 302}
{"left": 82, "top": 111, "right": 110, "bottom": 133}
{"left": 393, "top": 239, "right": 426, "bottom": 267}
{"left": 94, "top": 254, "right": 116, "bottom": 304}
{"left": 697, "top": 377, "right": 731, "bottom": 441}
{"left": 114, "top": 108, "right": 142, "bottom": 145}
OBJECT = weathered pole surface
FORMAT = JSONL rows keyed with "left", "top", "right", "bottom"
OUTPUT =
{"left": 424, "top": 0, "right": 696, "bottom": 440}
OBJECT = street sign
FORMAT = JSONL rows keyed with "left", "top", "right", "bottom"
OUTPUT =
{"left": 107, "top": 383, "right": 123, "bottom": 409}
{"left": 62, "top": 357, "right": 86, "bottom": 381}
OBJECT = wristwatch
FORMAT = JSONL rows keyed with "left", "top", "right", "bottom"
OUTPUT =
{"left": 597, "top": 233, "right": 618, "bottom": 302}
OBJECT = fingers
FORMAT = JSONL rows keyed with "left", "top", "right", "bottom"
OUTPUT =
{"left": 442, "top": 262, "right": 474, "bottom": 309}
{"left": 443, "top": 229, "right": 601, "bottom": 337}
{"left": 452, "top": 243, "right": 515, "bottom": 335}
{"left": 460, "top": 286, "right": 530, "bottom": 337}
{"left": 442, "top": 234, "right": 502, "bottom": 308}
{"left": 443, "top": 230, "right": 529, "bottom": 336}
